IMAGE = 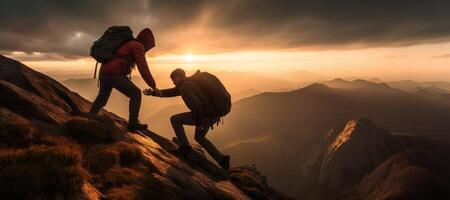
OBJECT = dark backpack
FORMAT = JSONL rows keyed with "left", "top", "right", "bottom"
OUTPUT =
{"left": 189, "top": 71, "right": 232, "bottom": 117}
{"left": 90, "top": 26, "right": 134, "bottom": 78}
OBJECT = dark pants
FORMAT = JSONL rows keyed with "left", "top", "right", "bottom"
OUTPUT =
{"left": 170, "top": 112, "right": 224, "bottom": 162}
{"left": 90, "top": 74, "right": 141, "bottom": 124}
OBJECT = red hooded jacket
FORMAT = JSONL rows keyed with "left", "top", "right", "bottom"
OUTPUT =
{"left": 100, "top": 28, "right": 156, "bottom": 88}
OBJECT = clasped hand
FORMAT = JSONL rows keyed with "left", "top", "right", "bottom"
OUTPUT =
{"left": 143, "top": 88, "right": 162, "bottom": 97}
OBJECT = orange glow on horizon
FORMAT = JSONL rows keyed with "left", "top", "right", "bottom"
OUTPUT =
{"left": 12, "top": 41, "right": 450, "bottom": 81}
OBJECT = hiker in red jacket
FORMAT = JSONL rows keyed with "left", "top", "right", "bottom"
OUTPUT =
{"left": 90, "top": 28, "right": 158, "bottom": 131}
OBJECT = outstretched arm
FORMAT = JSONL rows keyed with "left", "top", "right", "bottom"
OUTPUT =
{"left": 133, "top": 42, "right": 156, "bottom": 89}
{"left": 143, "top": 87, "right": 180, "bottom": 97}
{"left": 160, "top": 87, "right": 180, "bottom": 97}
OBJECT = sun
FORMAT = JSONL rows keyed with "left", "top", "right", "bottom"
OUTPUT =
{"left": 182, "top": 54, "right": 195, "bottom": 62}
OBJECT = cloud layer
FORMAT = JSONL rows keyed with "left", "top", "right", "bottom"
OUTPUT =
{"left": 1, "top": 0, "right": 450, "bottom": 59}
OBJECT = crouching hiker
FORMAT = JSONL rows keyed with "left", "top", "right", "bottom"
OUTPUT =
{"left": 144, "top": 68, "right": 232, "bottom": 170}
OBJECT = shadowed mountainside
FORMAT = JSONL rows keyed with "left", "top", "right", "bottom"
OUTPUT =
{"left": 0, "top": 55, "right": 292, "bottom": 200}
{"left": 210, "top": 81, "right": 450, "bottom": 198}
{"left": 308, "top": 119, "right": 450, "bottom": 200}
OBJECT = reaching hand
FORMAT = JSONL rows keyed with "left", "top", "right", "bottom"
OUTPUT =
{"left": 143, "top": 88, "right": 162, "bottom": 97}
{"left": 143, "top": 88, "right": 153, "bottom": 96}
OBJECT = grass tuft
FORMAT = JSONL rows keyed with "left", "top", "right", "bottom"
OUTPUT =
{"left": 86, "top": 145, "right": 119, "bottom": 174}
{"left": 0, "top": 144, "right": 88, "bottom": 200}
{"left": 0, "top": 119, "right": 34, "bottom": 147}
{"left": 113, "top": 141, "right": 143, "bottom": 167}
{"left": 63, "top": 118, "right": 120, "bottom": 144}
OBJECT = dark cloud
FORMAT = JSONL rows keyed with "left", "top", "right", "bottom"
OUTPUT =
{"left": 1, "top": 0, "right": 450, "bottom": 59}
{"left": 0, "top": 0, "right": 151, "bottom": 58}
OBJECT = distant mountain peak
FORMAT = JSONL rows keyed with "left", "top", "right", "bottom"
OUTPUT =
{"left": 319, "top": 118, "right": 395, "bottom": 192}
{"left": 292, "top": 83, "right": 332, "bottom": 93}
{"left": 308, "top": 83, "right": 332, "bottom": 89}
{"left": 306, "top": 83, "right": 331, "bottom": 89}
{"left": 332, "top": 78, "right": 347, "bottom": 82}
{"left": 352, "top": 79, "right": 371, "bottom": 83}
{"left": 321, "top": 78, "right": 394, "bottom": 91}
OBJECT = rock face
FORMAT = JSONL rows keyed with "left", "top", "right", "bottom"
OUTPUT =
{"left": 229, "top": 165, "right": 292, "bottom": 200}
{"left": 318, "top": 119, "right": 396, "bottom": 192}
{"left": 310, "top": 118, "right": 450, "bottom": 200}
{"left": 0, "top": 55, "right": 292, "bottom": 200}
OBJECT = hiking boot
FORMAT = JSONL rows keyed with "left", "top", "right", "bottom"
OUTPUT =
{"left": 127, "top": 122, "right": 148, "bottom": 132}
{"left": 171, "top": 145, "right": 193, "bottom": 157}
{"left": 219, "top": 155, "right": 230, "bottom": 170}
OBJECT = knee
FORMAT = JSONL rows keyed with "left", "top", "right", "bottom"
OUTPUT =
{"left": 125, "top": 85, "right": 141, "bottom": 99}
{"left": 170, "top": 115, "right": 179, "bottom": 125}
{"left": 130, "top": 88, "right": 141, "bottom": 99}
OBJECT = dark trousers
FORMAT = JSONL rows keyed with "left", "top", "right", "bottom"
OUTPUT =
{"left": 170, "top": 112, "right": 224, "bottom": 162}
{"left": 89, "top": 74, "right": 141, "bottom": 123}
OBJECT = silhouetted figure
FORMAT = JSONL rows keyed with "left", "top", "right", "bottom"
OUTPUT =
{"left": 144, "top": 68, "right": 231, "bottom": 170}
{"left": 90, "top": 27, "right": 159, "bottom": 131}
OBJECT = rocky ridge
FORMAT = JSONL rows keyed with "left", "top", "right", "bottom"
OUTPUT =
{"left": 0, "top": 55, "right": 292, "bottom": 200}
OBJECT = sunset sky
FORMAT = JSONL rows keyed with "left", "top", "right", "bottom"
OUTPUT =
{"left": 1, "top": 0, "right": 450, "bottom": 80}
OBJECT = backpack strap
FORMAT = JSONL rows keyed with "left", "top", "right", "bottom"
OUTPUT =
{"left": 93, "top": 61, "right": 99, "bottom": 79}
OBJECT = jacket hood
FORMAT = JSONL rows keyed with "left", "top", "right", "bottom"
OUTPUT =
{"left": 136, "top": 28, "right": 155, "bottom": 51}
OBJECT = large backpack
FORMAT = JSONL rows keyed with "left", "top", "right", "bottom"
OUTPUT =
{"left": 90, "top": 26, "right": 133, "bottom": 78}
{"left": 189, "top": 71, "right": 232, "bottom": 117}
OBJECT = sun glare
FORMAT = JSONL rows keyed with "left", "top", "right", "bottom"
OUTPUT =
{"left": 182, "top": 54, "right": 195, "bottom": 62}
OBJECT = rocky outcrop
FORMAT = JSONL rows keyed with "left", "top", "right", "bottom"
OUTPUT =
{"left": 309, "top": 119, "right": 450, "bottom": 200}
{"left": 229, "top": 165, "right": 294, "bottom": 200}
{"left": 0, "top": 55, "right": 291, "bottom": 200}
{"left": 318, "top": 119, "right": 396, "bottom": 192}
